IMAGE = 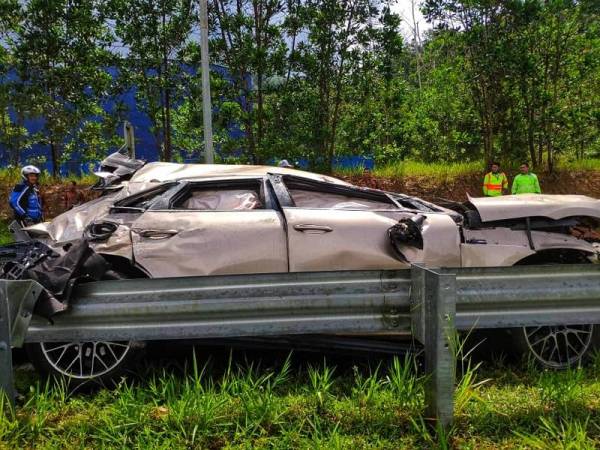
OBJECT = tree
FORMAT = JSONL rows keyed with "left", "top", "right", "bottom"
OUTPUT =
{"left": 111, "top": 0, "right": 197, "bottom": 162}
{"left": 211, "top": 0, "right": 287, "bottom": 163}
{"left": 9, "top": 0, "right": 116, "bottom": 175}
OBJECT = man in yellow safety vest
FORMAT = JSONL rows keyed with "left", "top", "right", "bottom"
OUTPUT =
{"left": 482, "top": 161, "right": 508, "bottom": 197}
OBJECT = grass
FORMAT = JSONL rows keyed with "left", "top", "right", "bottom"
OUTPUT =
{"left": 333, "top": 160, "right": 485, "bottom": 181}
{"left": 0, "top": 167, "right": 97, "bottom": 187}
{"left": 558, "top": 158, "right": 600, "bottom": 172}
{"left": 333, "top": 157, "right": 600, "bottom": 181}
{"left": 2, "top": 157, "right": 600, "bottom": 187}
{"left": 2, "top": 351, "right": 600, "bottom": 449}
{"left": 0, "top": 221, "right": 11, "bottom": 246}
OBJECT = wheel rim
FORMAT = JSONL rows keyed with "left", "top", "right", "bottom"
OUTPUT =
{"left": 40, "top": 341, "right": 131, "bottom": 380}
{"left": 523, "top": 325, "right": 593, "bottom": 369}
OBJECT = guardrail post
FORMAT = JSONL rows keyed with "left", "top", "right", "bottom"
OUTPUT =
{"left": 411, "top": 265, "right": 456, "bottom": 427}
{"left": 0, "top": 283, "right": 15, "bottom": 408}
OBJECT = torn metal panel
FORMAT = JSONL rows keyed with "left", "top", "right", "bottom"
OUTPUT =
{"left": 388, "top": 215, "right": 426, "bottom": 262}
{"left": 131, "top": 210, "right": 288, "bottom": 277}
{"left": 93, "top": 151, "right": 146, "bottom": 189}
{"left": 24, "top": 182, "right": 161, "bottom": 246}
{"left": 468, "top": 193, "right": 600, "bottom": 222}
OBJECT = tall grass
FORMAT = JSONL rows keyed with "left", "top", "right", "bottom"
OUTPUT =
{"left": 0, "top": 167, "right": 97, "bottom": 186}
{"left": 557, "top": 158, "right": 600, "bottom": 172}
{"left": 334, "top": 157, "right": 600, "bottom": 180}
{"left": 4, "top": 349, "right": 599, "bottom": 449}
{"left": 334, "top": 160, "right": 485, "bottom": 180}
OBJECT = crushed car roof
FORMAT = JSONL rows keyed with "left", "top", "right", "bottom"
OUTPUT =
{"left": 468, "top": 194, "right": 600, "bottom": 222}
{"left": 130, "top": 162, "right": 351, "bottom": 185}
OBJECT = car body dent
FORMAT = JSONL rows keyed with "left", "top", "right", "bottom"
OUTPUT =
{"left": 283, "top": 209, "right": 460, "bottom": 272}
{"left": 461, "top": 243, "right": 534, "bottom": 267}
{"left": 15, "top": 161, "right": 600, "bottom": 278}
{"left": 91, "top": 223, "right": 134, "bottom": 260}
{"left": 468, "top": 194, "right": 600, "bottom": 222}
{"left": 130, "top": 162, "right": 351, "bottom": 186}
{"left": 130, "top": 210, "right": 288, "bottom": 277}
{"left": 461, "top": 227, "right": 597, "bottom": 267}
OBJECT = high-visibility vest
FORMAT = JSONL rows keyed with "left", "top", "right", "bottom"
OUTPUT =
{"left": 483, "top": 172, "right": 508, "bottom": 196}
{"left": 511, "top": 173, "right": 541, "bottom": 195}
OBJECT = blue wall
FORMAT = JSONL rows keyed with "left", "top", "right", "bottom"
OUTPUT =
{"left": 1, "top": 64, "right": 374, "bottom": 174}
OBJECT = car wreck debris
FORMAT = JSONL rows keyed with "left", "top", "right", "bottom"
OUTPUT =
{"left": 1, "top": 240, "right": 110, "bottom": 318}
{"left": 388, "top": 215, "right": 426, "bottom": 262}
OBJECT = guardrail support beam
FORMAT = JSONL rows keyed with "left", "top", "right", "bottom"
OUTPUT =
{"left": 412, "top": 265, "right": 456, "bottom": 427}
{"left": 0, "top": 286, "right": 15, "bottom": 408}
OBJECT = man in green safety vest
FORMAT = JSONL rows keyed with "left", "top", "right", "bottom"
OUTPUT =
{"left": 482, "top": 161, "right": 508, "bottom": 197}
{"left": 512, "top": 162, "right": 541, "bottom": 195}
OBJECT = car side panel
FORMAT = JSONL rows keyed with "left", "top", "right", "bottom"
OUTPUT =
{"left": 130, "top": 210, "right": 288, "bottom": 277}
{"left": 461, "top": 227, "right": 596, "bottom": 267}
{"left": 283, "top": 208, "right": 461, "bottom": 271}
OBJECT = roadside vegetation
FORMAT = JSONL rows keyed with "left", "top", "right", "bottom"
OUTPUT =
{"left": 2, "top": 351, "right": 600, "bottom": 449}
{"left": 334, "top": 158, "right": 600, "bottom": 180}
{"left": 1, "top": 1, "right": 598, "bottom": 173}
{"left": 2, "top": 158, "right": 600, "bottom": 191}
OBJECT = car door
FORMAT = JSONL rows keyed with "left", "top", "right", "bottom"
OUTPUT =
{"left": 268, "top": 174, "right": 461, "bottom": 272}
{"left": 130, "top": 177, "right": 288, "bottom": 277}
{"left": 267, "top": 174, "right": 412, "bottom": 272}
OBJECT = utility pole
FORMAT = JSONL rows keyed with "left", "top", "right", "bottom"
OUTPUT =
{"left": 200, "top": 0, "right": 214, "bottom": 163}
{"left": 123, "top": 121, "right": 135, "bottom": 158}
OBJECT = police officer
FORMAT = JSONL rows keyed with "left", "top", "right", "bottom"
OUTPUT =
{"left": 9, "top": 165, "right": 44, "bottom": 226}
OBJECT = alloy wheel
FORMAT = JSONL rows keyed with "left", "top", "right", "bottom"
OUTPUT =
{"left": 40, "top": 341, "right": 132, "bottom": 380}
{"left": 522, "top": 325, "right": 593, "bottom": 369}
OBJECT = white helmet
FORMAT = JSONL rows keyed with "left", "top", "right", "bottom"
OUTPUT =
{"left": 278, "top": 159, "right": 293, "bottom": 168}
{"left": 21, "top": 165, "right": 41, "bottom": 179}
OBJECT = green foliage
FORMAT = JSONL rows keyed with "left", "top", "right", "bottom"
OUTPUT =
{"left": 0, "top": 0, "right": 598, "bottom": 174}
{"left": 5, "top": 0, "right": 121, "bottom": 175}
{"left": 2, "top": 354, "right": 600, "bottom": 448}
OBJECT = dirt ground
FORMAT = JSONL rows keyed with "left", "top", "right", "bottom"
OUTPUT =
{"left": 1, "top": 169, "right": 599, "bottom": 221}
{"left": 341, "top": 169, "right": 600, "bottom": 203}
{"left": 0, "top": 183, "right": 97, "bottom": 221}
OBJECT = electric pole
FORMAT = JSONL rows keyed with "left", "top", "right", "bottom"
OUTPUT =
{"left": 200, "top": 0, "right": 214, "bottom": 163}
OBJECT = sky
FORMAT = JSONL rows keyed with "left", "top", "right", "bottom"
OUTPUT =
{"left": 390, "top": 0, "right": 432, "bottom": 41}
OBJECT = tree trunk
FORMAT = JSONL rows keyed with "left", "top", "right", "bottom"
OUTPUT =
{"left": 164, "top": 87, "right": 172, "bottom": 161}
{"left": 50, "top": 140, "right": 59, "bottom": 177}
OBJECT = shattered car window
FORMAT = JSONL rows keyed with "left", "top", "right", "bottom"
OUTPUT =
{"left": 175, "top": 189, "right": 263, "bottom": 211}
{"left": 112, "top": 182, "right": 177, "bottom": 211}
{"left": 289, "top": 189, "right": 397, "bottom": 210}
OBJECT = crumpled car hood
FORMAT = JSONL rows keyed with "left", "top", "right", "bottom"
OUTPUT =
{"left": 468, "top": 194, "right": 600, "bottom": 222}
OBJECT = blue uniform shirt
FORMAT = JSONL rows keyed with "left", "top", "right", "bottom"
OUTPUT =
{"left": 9, "top": 181, "right": 43, "bottom": 222}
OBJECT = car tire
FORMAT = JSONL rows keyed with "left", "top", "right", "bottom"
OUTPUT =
{"left": 25, "top": 269, "right": 145, "bottom": 387}
{"left": 511, "top": 255, "right": 598, "bottom": 369}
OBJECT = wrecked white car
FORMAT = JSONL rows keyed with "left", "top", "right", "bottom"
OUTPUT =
{"left": 3, "top": 152, "right": 600, "bottom": 381}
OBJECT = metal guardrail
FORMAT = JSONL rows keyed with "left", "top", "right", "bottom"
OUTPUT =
{"left": 1, "top": 264, "right": 600, "bottom": 426}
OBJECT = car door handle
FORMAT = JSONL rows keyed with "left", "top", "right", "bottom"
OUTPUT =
{"left": 137, "top": 229, "right": 179, "bottom": 240}
{"left": 293, "top": 224, "right": 333, "bottom": 233}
